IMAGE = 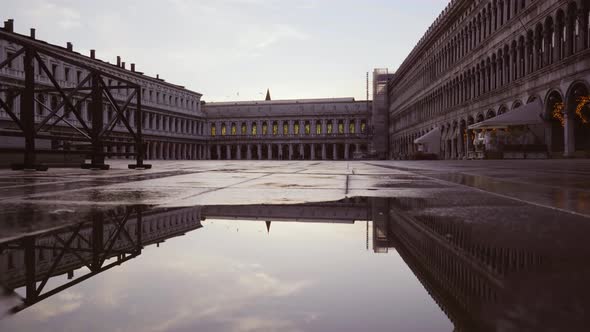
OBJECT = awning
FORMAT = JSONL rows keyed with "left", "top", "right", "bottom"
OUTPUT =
{"left": 414, "top": 127, "right": 440, "bottom": 145}
{"left": 468, "top": 99, "right": 544, "bottom": 130}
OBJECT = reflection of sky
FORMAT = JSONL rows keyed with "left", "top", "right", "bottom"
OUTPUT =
{"left": 0, "top": 219, "right": 452, "bottom": 332}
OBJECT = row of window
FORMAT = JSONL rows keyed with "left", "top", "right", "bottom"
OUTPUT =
{"left": 210, "top": 120, "right": 368, "bottom": 137}
{"left": 393, "top": 2, "right": 590, "bottom": 132}
{"left": 0, "top": 91, "right": 205, "bottom": 136}
{"left": 0, "top": 46, "right": 200, "bottom": 113}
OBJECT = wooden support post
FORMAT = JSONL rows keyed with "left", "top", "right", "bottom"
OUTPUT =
{"left": 129, "top": 87, "right": 151, "bottom": 169}
{"left": 12, "top": 48, "right": 47, "bottom": 171}
{"left": 82, "top": 73, "right": 109, "bottom": 170}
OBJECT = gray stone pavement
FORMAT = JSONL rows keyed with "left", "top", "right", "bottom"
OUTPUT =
{"left": 0, "top": 159, "right": 588, "bottom": 239}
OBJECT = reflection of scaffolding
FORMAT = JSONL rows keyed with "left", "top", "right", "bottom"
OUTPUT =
{"left": 0, "top": 22, "right": 150, "bottom": 170}
{"left": 0, "top": 207, "right": 144, "bottom": 313}
{"left": 0, "top": 206, "right": 203, "bottom": 314}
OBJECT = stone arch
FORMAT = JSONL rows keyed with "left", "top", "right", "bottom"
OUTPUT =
{"left": 544, "top": 88, "right": 566, "bottom": 153}
{"left": 526, "top": 95, "right": 539, "bottom": 104}
{"left": 486, "top": 109, "right": 496, "bottom": 119}
{"left": 512, "top": 100, "right": 523, "bottom": 110}
{"left": 565, "top": 80, "right": 590, "bottom": 152}
{"left": 476, "top": 113, "right": 485, "bottom": 123}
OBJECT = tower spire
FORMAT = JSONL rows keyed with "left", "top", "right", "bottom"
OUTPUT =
{"left": 265, "top": 89, "right": 271, "bottom": 101}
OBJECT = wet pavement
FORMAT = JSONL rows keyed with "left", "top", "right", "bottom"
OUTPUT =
{"left": 0, "top": 160, "right": 589, "bottom": 331}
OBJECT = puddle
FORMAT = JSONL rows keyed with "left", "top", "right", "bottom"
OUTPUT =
{"left": 0, "top": 196, "right": 589, "bottom": 331}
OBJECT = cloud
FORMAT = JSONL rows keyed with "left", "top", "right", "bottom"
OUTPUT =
{"left": 29, "top": 2, "right": 81, "bottom": 29}
{"left": 255, "top": 25, "right": 309, "bottom": 50}
{"left": 28, "top": 291, "right": 83, "bottom": 320}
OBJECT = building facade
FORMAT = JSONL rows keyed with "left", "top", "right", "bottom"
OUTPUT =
{"left": 0, "top": 21, "right": 208, "bottom": 164}
{"left": 388, "top": 0, "right": 590, "bottom": 159}
{"left": 203, "top": 97, "right": 372, "bottom": 160}
{"left": 0, "top": 22, "right": 377, "bottom": 163}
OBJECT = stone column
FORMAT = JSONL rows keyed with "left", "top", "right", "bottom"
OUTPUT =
{"left": 299, "top": 144, "right": 304, "bottom": 160}
{"left": 216, "top": 145, "right": 221, "bottom": 160}
{"left": 322, "top": 144, "right": 327, "bottom": 160}
{"left": 544, "top": 30, "right": 552, "bottom": 66}
{"left": 288, "top": 144, "right": 293, "bottom": 160}
{"left": 247, "top": 144, "right": 252, "bottom": 160}
{"left": 333, "top": 144, "right": 338, "bottom": 160}
{"left": 344, "top": 144, "right": 350, "bottom": 160}
{"left": 237, "top": 145, "right": 242, "bottom": 160}
{"left": 577, "top": 9, "right": 588, "bottom": 52}
{"left": 268, "top": 144, "right": 272, "bottom": 160}
{"left": 257, "top": 144, "right": 262, "bottom": 160}
{"left": 226, "top": 145, "right": 231, "bottom": 160}
{"left": 311, "top": 144, "right": 316, "bottom": 160}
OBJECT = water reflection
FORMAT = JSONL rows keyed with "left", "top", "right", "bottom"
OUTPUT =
{"left": 1, "top": 197, "right": 589, "bottom": 331}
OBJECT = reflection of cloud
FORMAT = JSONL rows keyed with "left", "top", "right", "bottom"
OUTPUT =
{"left": 238, "top": 272, "right": 312, "bottom": 297}
{"left": 29, "top": 291, "right": 83, "bottom": 320}
{"left": 231, "top": 316, "right": 303, "bottom": 332}
{"left": 143, "top": 257, "right": 314, "bottom": 332}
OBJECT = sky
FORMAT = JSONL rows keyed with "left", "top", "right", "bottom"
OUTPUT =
{"left": 2, "top": 0, "right": 448, "bottom": 102}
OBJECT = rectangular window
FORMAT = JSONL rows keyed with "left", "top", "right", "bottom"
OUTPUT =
{"left": 64, "top": 67, "right": 70, "bottom": 81}
{"left": 6, "top": 52, "right": 14, "bottom": 68}
{"left": 76, "top": 71, "right": 82, "bottom": 84}
{"left": 51, "top": 64, "right": 58, "bottom": 78}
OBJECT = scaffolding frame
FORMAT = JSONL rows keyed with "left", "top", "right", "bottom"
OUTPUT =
{"left": 0, "top": 28, "right": 151, "bottom": 170}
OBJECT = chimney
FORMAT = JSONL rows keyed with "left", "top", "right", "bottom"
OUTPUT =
{"left": 90, "top": 49, "right": 95, "bottom": 59}
{"left": 121, "top": 62, "right": 126, "bottom": 69}
{"left": 30, "top": 28, "right": 36, "bottom": 39}
{"left": 116, "top": 56, "right": 121, "bottom": 67}
{"left": 66, "top": 42, "right": 73, "bottom": 51}
{"left": 5, "top": 19, "right": 14, "bottom": 33}
{"left": 130, "top": 63, "right": 135, "bottom": 72}
{"left": 156, "top": 74, "right": 159, "bottom": 79}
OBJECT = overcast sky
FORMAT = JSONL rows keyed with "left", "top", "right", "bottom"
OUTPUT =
{"left": 3, "top": 0, "right": 447, "bottom": 101}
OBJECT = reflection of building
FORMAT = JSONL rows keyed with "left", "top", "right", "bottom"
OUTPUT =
{"left": 381, "top": 197, "right": 590, "bottom": 331}
{"left": 0, "top": 206, "right": 202, "bottom": 312}
{"left": 202, "top": 198, "right": 370, "bottom": 223}
{"left": 388, "top": 1, "right": 590, "bottom": 159}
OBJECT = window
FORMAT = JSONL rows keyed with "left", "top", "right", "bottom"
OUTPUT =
{"left": 304, "top": 121, "right": 311, "bottom": 135}
{"left": 283, "top": 123, "right": 289, "bottom": 135}
{"left": 76, "top": 70, "right": 82, "bottom": 84}
{"left": 241, "top": 123, "right": 247, "bottom": 135}
{"left": 316, "top": 122, "right": 322, "bottom": 135}
{"left": 361, "top": 120, "right": 367, "bottom": 134}
{"left": 52, "top": 64, "right": 58, "bottom": 78}
{"left": 327, "top": 121, "right": 333, "bottom": 134}
{"left": 221, "top": 123, "right": 227, "bottom": 136}
{"left": 231, "top": 123, "right": 237, "bottom": 135}
{"left": 251, "top": 123, "right": 257, "bottom": 135}
{"left": 6, "top": 52, "right": 14, "bottom": 68}
{"left": 262, "top": 122, "right": 268, "bottom": 135}
{"left": 64, "top": 67, "right": 70, "bottom": 81}
{"left": 349, "top": 121, "right": 355, "bottom": 134}
{"left": 294, "top": 121, "right": 300, "bottom": 135}
{"left": 272, "top": 122, "right": 278, "bottom": 135}
{"left": 211, "top": 124, "right": 216, "bottom": 136}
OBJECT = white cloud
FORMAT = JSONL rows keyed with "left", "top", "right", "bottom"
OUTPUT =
{"left": 29, "top": 2, "right": 81, "bottom": 30}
